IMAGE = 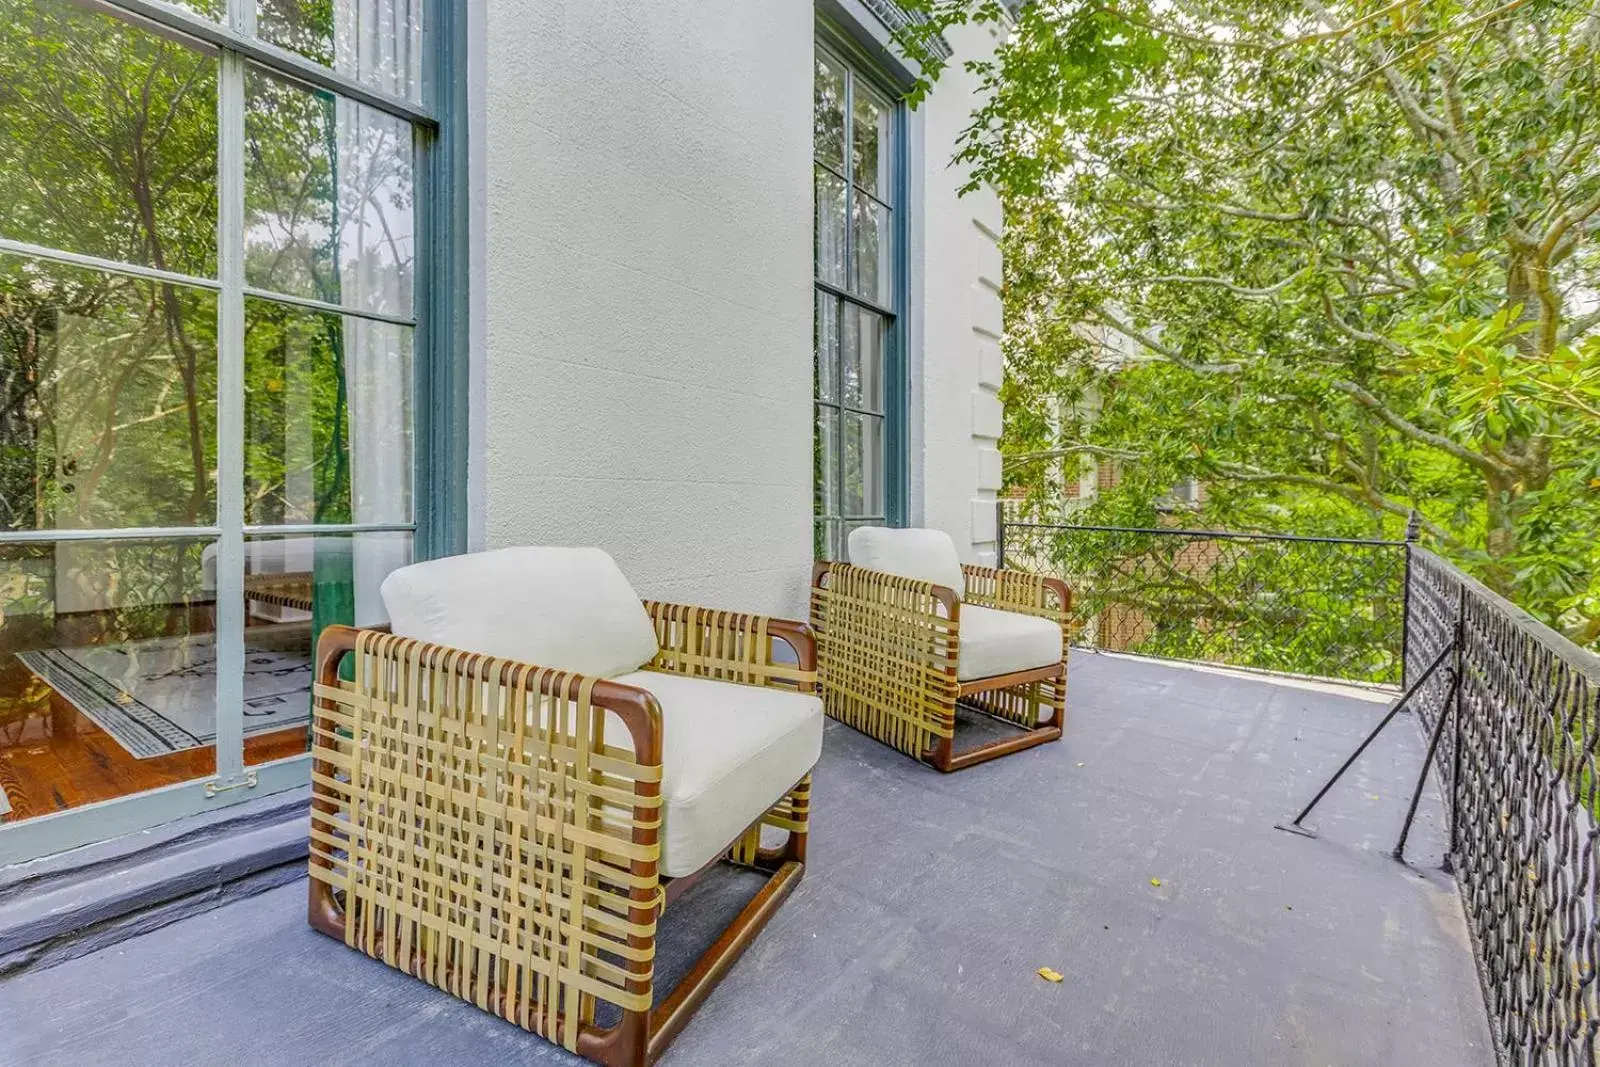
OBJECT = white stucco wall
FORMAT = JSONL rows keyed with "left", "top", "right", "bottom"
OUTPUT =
{"left": 472, "top": 3, "right": 1004, "bottom": 611}
{"left": 913, "top": 20, "right": 1006, "bottom": 565}
{"left": 475, "top": 0, "right": 814, "bottom": 617}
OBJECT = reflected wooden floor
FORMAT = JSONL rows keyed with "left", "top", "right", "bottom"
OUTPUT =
{"left": 0, "top": 691, "right": 305, "bottom": 822}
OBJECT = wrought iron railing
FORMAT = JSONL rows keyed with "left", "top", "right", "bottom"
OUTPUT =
{"left": 1005, "top": 513, "right": 1600, "bottom": 1058}
{"left": 998, "top": 519, "right": 1407, "bottom": 684}
{"left": 1405, "top": 547, "right": 1600, "bottom": 1062}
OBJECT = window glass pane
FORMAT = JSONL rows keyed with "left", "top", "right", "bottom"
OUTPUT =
{"left": 815, "top": 292, "right": 839, "bottom": 403}
{"left": 851, "top": 193, "right": 892, "bottom": 306}
{"left": 843, "top": 412, "right": 883, "bottom": 517}
{"left": 0, "top": 0, "right": 217, "bottom": 278}
{"left": 852, "top": 84, "right": 893, "bottom": 200}
{"left": 840, "top": 520, "right": 879, "bottom": 561}
{"left": 245, "top": 68, "right": 416, "bottom": 318}
{"left": 814, "top": 56, "right": 846, "bottom": 172}
{"left": 815, "top": 168, "right": 847, "bottom": 288}
{"left": 244, "top": 298, "right": 413, "bottom": 526}
{"left": 241, "top": 530, "right": 412, "bottom": 766}
{"left": 259, "top": 0, "right": 424, "bottom": 103}
{"left": 815, "top": 519, "right": 845, "bottom": 562}
{"left": 842, "top": 307, "right": 886, "bottom": 413}
{"left": 0, "top": 256, "right": 218, "bottom": 533}
{"left": 167, "top": 1, "right": 224, "bottom": 17}
{"left": 815, "top": 406, "right": 839, "bottom": 517}
{"left": 0, "top": 538, "right": 214, "bottom": 822}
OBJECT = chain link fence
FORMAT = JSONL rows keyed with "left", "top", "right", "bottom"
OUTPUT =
{"left": 999, "top": 519, "right": 1407, "bottom": 685}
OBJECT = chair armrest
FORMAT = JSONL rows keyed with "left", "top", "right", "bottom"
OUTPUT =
{"left": 812, "top": 561, "right": 962, "bottom": 620}
{"left": 312, "top": 624, "right": 662, "bottom": 759}
{"left": 961, "top": 564, "right": 1072, "bottom": 627}
{"left": 641, "top": 601, "right": 818, "bottom": 692}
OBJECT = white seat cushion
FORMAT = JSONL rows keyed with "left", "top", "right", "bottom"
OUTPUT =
{"left": 958, "top": 605, "right": 1062, "bottom": 682}
{"left": 611, "top": 670, "right": 823, "bottom": 877}
{"left": 846, "top": 526, "right": 965, "bottom": 594}
{"left": 380, "top": 546, "right": 660, "bottom": 679}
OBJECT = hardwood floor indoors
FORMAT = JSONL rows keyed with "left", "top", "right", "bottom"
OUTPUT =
{"left": 0, "top": 665, "right": 306, "bottom": 824}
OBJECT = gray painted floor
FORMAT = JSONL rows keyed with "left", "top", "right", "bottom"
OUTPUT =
{"left": 0, "top": 653, "right": 1495, "bottom": 1066}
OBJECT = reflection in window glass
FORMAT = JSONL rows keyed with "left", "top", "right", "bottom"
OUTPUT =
{"left": 0, "top": 538, "right": 216, "bottom": 820}
{"left": 814, "top": 57, "right": 846, "bottom": 172}
{"left": 816, "top": 407, "right": 838, "bottom": 515}
{"left": 244, "top": 299, "right": 414, "bottom": 527}
{"left": 843, "top": 412, "right": 883, "bottom": 517}
{"left": 814, "top": 168, "right": 847, "bottom": 289}
{"left": 241, "top": 530, "right": 412, "bottom": 766}
{"left": 259, "top": 0, "right": 424, "bottom": 103}
{"left": 0, "top": 256, "right": 218, "bottom": 533}
{"left": 853, "top": 86, "right": 893, "bottom": 200}
{"left": 815, "top": 293, "right": 839, "bottom": 403}
{"left": 0, "top": 0, "right": 218, "bottom": 278}
{"left": 851, "top": 193, "right": 892, "bottom": 306}
{"left": 843, "top": 307, "right": 885, "bottom": 413}
{"left": 245, "top": 68, "right": 415, "bottom": 317}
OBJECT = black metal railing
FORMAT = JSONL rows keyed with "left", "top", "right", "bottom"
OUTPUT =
{"left": 999, "top": 519, "right": 1407, "bottom": 684}
{"left": 1405, "top": 547, "right": 1600, "bottom": 1062}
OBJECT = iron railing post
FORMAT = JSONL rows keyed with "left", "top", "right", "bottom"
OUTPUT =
{"left": 1445, "top": 581, "right": 1466, "bottom": 871}
{"left": 995, "top": 498, "right": 1006, "bottom": 570}
{"left": 1401, "top": 509, "right": 1421, "bottom": 690}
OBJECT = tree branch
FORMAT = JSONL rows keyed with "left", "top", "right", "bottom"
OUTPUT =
{"left": 1331, "top": 379, "right": 1519, "bottom": 479}
{"left": 1093, "top": 307, "right": 1245, "bottom": 375}
{"left": 1006, "top": 444, "right": 1146, "bottom": 468}
{"left": 1212, "top": 461, "right": 1466, "bottom": 549}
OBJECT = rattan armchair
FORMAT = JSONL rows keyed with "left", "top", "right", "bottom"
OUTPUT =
{"left": 307, "top": 547, "right": 819, "bottom": 1067}
{"left": 811, "top": 527, "right": 1070, "bottom": 771}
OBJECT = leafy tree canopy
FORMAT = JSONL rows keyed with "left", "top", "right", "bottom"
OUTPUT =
{"left": 898, "top": 0, "right": 1600, "bottom": 646}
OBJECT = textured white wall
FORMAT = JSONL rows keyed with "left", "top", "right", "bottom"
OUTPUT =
{"left": 477, "top": 0, "right": 814, "bottom": 617}
{"left": 914, "top": 20, "right": 1006, "bottom": 565}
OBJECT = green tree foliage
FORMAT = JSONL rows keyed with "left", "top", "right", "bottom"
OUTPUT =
{"left": 0, "top": 0, "right": 359, "bottom": 538}
{"left": 900, "top": 0, "right": 1600, "bottom": 646}
{"left": 0, "top": 0, "right": 364, "bottom": 658}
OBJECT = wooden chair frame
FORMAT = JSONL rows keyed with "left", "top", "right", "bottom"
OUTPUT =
{"left": 308, "top": 602, "right": 817, "bottom": 1067}
{"left": 811, "top": 561, "right": 1070, "bottom": 772}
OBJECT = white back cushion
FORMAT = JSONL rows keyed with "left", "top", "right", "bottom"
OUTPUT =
{"left": 846, "top": 527, "right": 965, "bottom": 594}
{"left": 380, "top": 546, "right": 660, "bottom": 678}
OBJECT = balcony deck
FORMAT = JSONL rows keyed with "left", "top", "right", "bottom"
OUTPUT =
{"left": 0, "top": 653, "right": 1493, "bottom": 1065}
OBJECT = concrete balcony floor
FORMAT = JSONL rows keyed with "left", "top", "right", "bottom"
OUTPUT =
{"left": 0, "top": 653, "right": 1493, "bottom": 1065}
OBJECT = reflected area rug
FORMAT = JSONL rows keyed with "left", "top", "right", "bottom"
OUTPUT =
{"left": 17, "top": 629, "right": 312, "bottom": 759}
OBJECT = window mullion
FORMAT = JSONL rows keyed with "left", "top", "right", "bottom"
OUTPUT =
{"left": 230, "top": 0, "right": 257, "bottom": 35}
{"left": 213, "top": 34, "right": 248, "bottom": 784}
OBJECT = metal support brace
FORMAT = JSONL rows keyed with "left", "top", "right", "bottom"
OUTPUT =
{"left": 1276, "top": 638, "right": 1458, "bottom": 863}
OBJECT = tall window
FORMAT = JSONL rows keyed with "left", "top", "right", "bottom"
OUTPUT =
{"left": 0, "top": 0, "right": 446, "bottom": 856}
{"left": 814, "top": 46, "right": 900, "bottom": 560}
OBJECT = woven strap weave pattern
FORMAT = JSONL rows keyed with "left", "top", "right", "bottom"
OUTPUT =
{"left": 960, "top": 565, "right": 1071, "bottom": 728}
{"left": 243, "top": 571, "right": 314, "bottom": 612}
{"left": 730, "top": 774, "right": 812, "bottom": 866}
{"left": 810, "top": 565, "right": 959, "bottom": 758}
{"left": 309, "top": 630, "right": 663, "bottom": 1053}
{"left": 643, "top": 601, "right": 813, "bottom": 690}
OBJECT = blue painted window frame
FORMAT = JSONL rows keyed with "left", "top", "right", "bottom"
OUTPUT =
{"left": 814, "top": 19, "right": 910, "bottom": 559}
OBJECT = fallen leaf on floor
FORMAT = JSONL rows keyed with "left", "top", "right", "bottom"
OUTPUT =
{"left": 1369, "top": 794, "right": 1380, "bottom": 800}
{"left": 115, "top": 691, "right": 133, "bottom": 705}
{"left": 1037, "top": 967, "right": 1064, "bottom": 983}
{"left": 1076, "top": 762, "right": 1084, "bottom": 767}
{"left": 1149, "top": 878, "right": 1162, "bottom": 887}
{"left": 1285, "top": 905, "right": 1293, "bottom": 911}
